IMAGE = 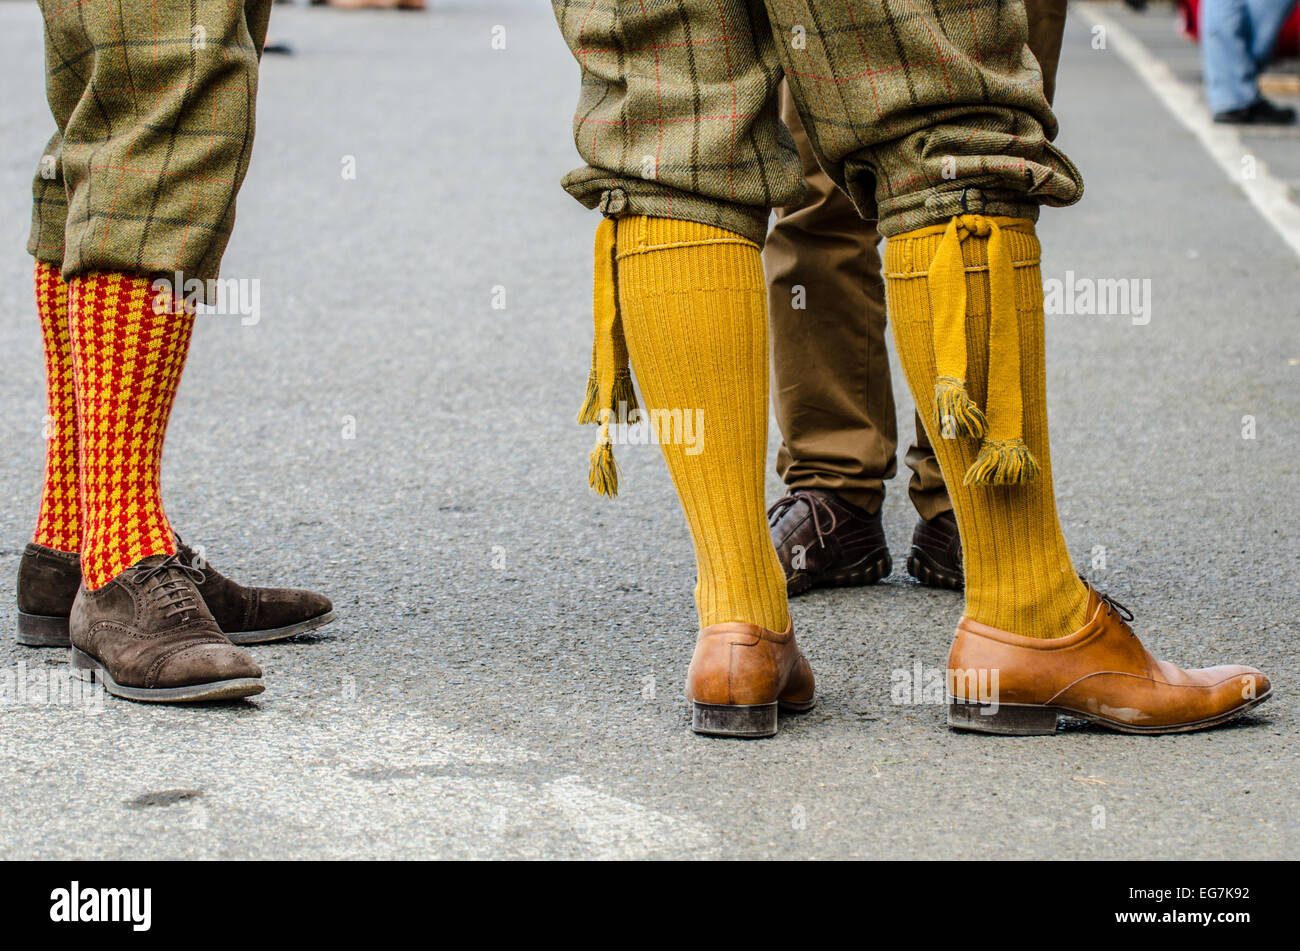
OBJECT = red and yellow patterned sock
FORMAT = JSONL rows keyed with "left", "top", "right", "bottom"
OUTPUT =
{"left": 68, "top": 272, "right": 193, "bottom": 590}
{"left": 32, "top": 261, "right": 81, "bottom": 553}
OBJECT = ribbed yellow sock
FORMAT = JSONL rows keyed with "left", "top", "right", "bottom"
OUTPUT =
{"left": 614, "top": 216, "right": 790, "bottom": 632}
{"left": 885, "top": 217, "right": 1087, "bottom": 638}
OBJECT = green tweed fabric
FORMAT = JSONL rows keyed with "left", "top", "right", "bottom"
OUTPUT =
{"left": 553, "top": 0, "right": 1083, "bottom": 241}
{"left": 30, "top": 1, "right": 271, "bottom": 299}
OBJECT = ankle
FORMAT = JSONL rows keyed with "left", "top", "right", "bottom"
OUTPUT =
{"left": 699, "top": 607, "right": 791, "bottom": 633}
{"left": 966, "top": 574, "right": 1088, "bottom": 639}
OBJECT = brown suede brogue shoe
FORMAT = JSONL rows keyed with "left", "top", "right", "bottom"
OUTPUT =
{"left": 174, "top": 537, "right": 335, "bottom": 644}
{"left": 70, "top": 554, "right": 264, "bottom": 703}
{"left": 16, "top": 536, "right": 334, "bottom": 647}
{"left": 686, "top": 621, "right": 815, "bottom": 738}
{"left": 15, "top": 543, "right": 81, "bottom": 646}
{"left": 768, "top": 489, "right": 891, "bottom": 596}
{"left": 907, "top": 510, "right": 963, "bottom": 590}
{"left": 946, "top": 584, "right": 1272, "bottom": 735}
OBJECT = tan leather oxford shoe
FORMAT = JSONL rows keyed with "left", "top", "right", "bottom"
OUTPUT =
{"left": 686, "top": 621, "right": 815, "bottom": 738}
{"left": 947, "top": 584, "right": 1271, "bottom": 735}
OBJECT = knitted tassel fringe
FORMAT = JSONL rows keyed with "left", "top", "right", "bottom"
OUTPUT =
{"left": 588, "top": 431, "right": 620, "bottom": 497}
{"left": 578, "top": 368, "right": 639, "bottom": 428}
{"left": 577, "top": 369, "right": 601, "bottom": 424}
{"left": 610, "top": 368, "right": 639, "bottom": 422}
{"left": 934, "top": 376, "right": 987, "bottom": 439}
{"left": 963, "top": 438, "right": 1040, "bottom": 486}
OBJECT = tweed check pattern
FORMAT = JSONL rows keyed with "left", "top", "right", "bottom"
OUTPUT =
{"left": 553, "top": 0, "right": 1083, "bottom": 240}
{"left": 32, "top": 261, "right": 80, "bottom": 553}
{"left": 68, "top": 272, "right": 193, "bottom": 589}
{"left": 30, "top": 1, "right": 271, "bottom": 303}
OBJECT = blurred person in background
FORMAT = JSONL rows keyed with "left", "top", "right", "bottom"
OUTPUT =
{"left": 1203, "top": 0, "right": 1299, "bottom": 122}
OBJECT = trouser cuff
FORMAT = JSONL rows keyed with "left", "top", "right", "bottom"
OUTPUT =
{"left": 877, "top": 187, "right": 1041, "bottom": 238}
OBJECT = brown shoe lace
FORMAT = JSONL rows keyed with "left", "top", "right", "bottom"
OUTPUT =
{"left": 1096, "top": 591, "right": 1134, "bottom": 621}
{"left": 767, "top": 489, "right": 839, "bottom": 549}
{"left": 131, "top": 554, "right": 207, "bottom": 620}
{"left": 1091, "top": 584, "right": 1136, "bottom": 639}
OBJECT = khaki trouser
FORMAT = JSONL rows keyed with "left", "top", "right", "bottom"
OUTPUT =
{"left": 765, "top": 0, "right": 1070, "bottom": 518}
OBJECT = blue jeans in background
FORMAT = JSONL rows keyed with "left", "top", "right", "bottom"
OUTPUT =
{"left": 1202, "top": 0, "right": 1299, "bottom": 112}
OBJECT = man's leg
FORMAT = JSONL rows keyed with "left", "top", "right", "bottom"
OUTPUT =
{"left": 907, "top": 0, "right": 1069, "bottom": 590}
{"left": 17, "top": 1, "right": 320, "bottom": 699}
{"left": 616, "top": 218, "right": 791, "bottom": 637}
{"left": 30, "top": 262, "right": 78, "bottom": 556}
{"left": 68, "top": 274, "right": 195, "bottom": 590}
{"left": 761, "top": 0, "right": 1268, "bottom": 733}
{"left": 765, "top": 0, "right": 1072, "bottom": 594}
{"left": 18, "top": 2, "right": 333, "bottom": 657}
{"left": 1247, "top": 0, "right": 1300, "bottom": 65}
{"left": 1026, "top": 0, "right": 1069, "bottom": 107}
{"left": 1204, "top": 0, "right": 1266, "bottom": 113}
{"left": 765, "top": 83, "right": 895, "bottom": 595}
{"left": 1203, "top": 0, "right": 1299, "bottom": 121}
{"left": 553, "top": 0, "right": 814, "bottom": 737}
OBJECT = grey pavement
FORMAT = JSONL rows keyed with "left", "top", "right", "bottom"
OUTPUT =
{"left": 0, "top": 1, "right": 1296, "bottom": 860}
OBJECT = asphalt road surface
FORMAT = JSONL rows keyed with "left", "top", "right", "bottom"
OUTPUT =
{"left": 0, "top": 1, "right": 1296, "bottom": 860}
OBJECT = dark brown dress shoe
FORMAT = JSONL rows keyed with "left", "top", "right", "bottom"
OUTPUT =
{"left": 767, "top": 488, "right": 891, "bottom": 596}
{"left": 174, "top": 537, "right": 335, "bottom": 644}
{"left": 686, "top": 621, "right": 815, "bottom": 738}
{"left": 907, "top": 510, "right": 963, "bottom": 590}
{"left": 15, "top": 544, "right": 81, "bottom": 646}
{"left": 70, "top": 554, "right": 265, "bottom": 703}
{"left": 947, "top": 585, "right": 1272, "bottom": 735}
{"left": 16, "top": 537, "right": 334, "bottom": 647}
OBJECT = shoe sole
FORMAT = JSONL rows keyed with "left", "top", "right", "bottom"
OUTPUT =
{"left": 691, "top": 697, "right": 816, "bottom": 738}
{"left": 787, "top": 551, "right": 892, "bottom": 598}
{"left": 947, "top": 690, "right": 1273, "bottom": 736}
{"left": 18, "top": 608, "right": 336, "bottom": 648}
{"left": 905, "top": 547, "right": 963, "bottom": 591}
{"left": 70, "top": 646, "right": 264, "bottom": 703}
{"left": 225, "top": 609, "right": 337, "bottom": 645}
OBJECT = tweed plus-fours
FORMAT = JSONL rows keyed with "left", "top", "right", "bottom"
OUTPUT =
{"left": 553, "top": 0, "right": 1084, "bottom": 242}
{"left": 30, "top": 0, "right": 271, "bottom": 302}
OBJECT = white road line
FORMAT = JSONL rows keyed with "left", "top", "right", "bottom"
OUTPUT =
{"left": 1075, "top": 1, "right": 1300, "bottom": 260}
{"left": 546, "top": 775, "right": 719, "bottom": 860}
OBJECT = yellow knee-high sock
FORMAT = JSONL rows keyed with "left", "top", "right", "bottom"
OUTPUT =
{"left": 885, "top": 216, "right": 1087, "bottom": 638}
{"left": 608, "top": 216, "right": 789, "bottom": 632}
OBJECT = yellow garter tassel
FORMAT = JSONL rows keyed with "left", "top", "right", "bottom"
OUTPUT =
{"left": 963, "top": 438, "right": 1041, "bottom": 486}
{"left": 926, "top": 215, "right": 1039, "bottom": 486}
{"left": 588, "top": 420, "right": 620, "bottom": 497}
{"left": 934, "top": 376, "right": 987, "bottom": 439}
{"left": 576, "top": 360, "right": 601, "bottom": 425}
{"left": 578, "top": 217, "right": 640, "bottom": 496}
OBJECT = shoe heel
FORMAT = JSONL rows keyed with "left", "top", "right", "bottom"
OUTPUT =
{"left": 69, "top": 646, "right": 100, "bottom": 682}
{"left": 948, "top": 699, "right": 1059, "bottom": 736}
{"left": 16, "top": 611, "right": 71, "bottom": 647}
{"left": 691, "top": 701, "right": 778, "bottom": 738}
